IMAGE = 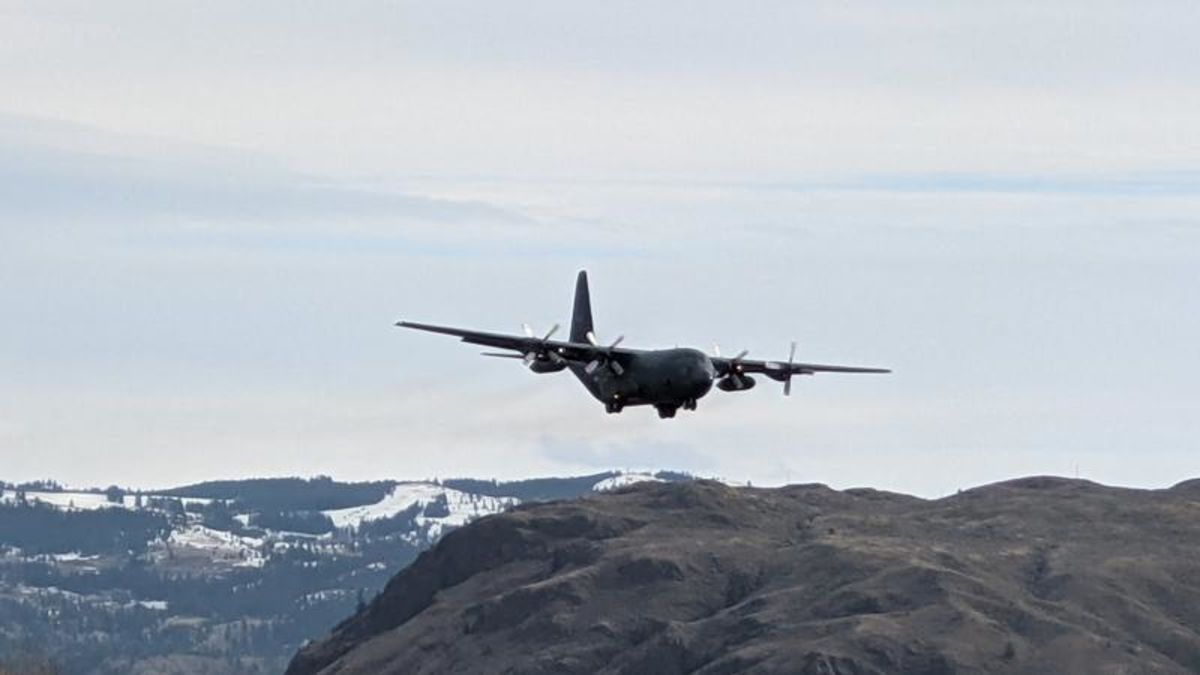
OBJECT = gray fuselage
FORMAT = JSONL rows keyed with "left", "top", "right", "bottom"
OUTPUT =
{"left": 570, "top": 347, "right": 715, "bottom": 410}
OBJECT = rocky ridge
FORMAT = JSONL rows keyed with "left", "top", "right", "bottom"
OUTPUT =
{"left": 289, "top": 477, "right": 1200, "bottom": 674}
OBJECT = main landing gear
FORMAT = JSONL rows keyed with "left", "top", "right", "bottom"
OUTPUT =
{"left": 609, "top": 399, "right": 696, "bottom": 418}
{"left": 655, "top": 399, "right": 697, "bottom": 419}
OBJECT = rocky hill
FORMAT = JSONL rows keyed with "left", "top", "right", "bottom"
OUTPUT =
{"left": 289, "top": 477, "right": 1200, "bottom": 674}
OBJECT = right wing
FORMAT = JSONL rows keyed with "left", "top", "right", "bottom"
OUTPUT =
{"left": 712, "top": 356, "right": 890, "bottom": 377}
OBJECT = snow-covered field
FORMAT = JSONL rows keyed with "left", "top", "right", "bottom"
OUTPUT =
{"left": 48, "top": 552, "right": 101, "bottom": 563}
{"left": 164, "top": 525, "right": 266, "bottom": 568}
{"left": 0, "top": 490, "right": 127, "bottom": 511}
{"left": 0, "top": 489, "right": 217, "bottom": 513}
{"left": 593, "top": 473, "right": 665, "bottom": 491}
{"left": 323, "top": 482, "right": 517, "bottom": 537}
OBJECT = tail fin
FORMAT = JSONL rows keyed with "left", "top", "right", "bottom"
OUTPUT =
{"left": 570, "top": 270, "right": 594, "bottom": 343}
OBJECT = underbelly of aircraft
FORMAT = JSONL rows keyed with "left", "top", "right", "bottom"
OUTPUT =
{"left": 601, "top": 375, "right": 707, "bottom": 406}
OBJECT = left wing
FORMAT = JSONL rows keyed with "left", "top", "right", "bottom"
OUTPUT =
{"left": 394, "top": 321, "right": 636, "bottom": 364}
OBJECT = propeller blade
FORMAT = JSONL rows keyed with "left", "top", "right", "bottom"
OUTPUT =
{"left": 733, "top": 349, "right": 749, "bottom": 361}
{"left": 522, "top": 323, "right": 534, "bottom": 338}
{"left": 783, "top": 340, "right": 797, "bottom": 396}
{"left": 609, "top": 335, "right": 624, "bottom": 349}
{"left": 523, "top": 352, "right": 536, "bottom": 367}
{"left": 542, "top": 323, "right": 560, "bottom": 342}
{"left": 610, "top": 360, "right": 625, "bottom": 376}
{"left": 585, "top": 359, "right": 600, "bottom": 375}
{"left": 481, "top": 352, "right": 525, "bottom": 359}
{"left": 586, "top": 331, "right": 599, "bottom": 346}
{"left": 713, "top": 344, "right": 722, "bottom": 357}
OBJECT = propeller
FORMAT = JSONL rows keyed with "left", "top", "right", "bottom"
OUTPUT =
{"left": 520, "top": 323, "right": 560, "bottom": 367}
{"left": 584, "top": 330, "right": 625, "bottom": 376}
{"left": 764, "top": 341, "right": 800, "bottom": 395}
{"left": 783, "top": 341, "right": 796, "bottom": 395}
{"left": 483, "top": 323, "right": 561, "bottom": 369}
{"left": 725, "top": 348, "right": 750, "bottom": 389}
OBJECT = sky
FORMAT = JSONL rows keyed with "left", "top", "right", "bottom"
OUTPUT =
{"left": 2, "top": 1, "right": 1199, "bottom": 496}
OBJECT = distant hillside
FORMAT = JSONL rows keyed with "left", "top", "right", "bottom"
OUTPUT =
{"left": 158, "top": 472, "right": 694, "bottom": 512}
{"left": 156, "top": 476, "right": 398, "bottom": 512}
{"left": 289, "top": 477, "right": 1200, "bottom": 675}
{"left": 443, "top": 471, "right": 691, "bottom": 502}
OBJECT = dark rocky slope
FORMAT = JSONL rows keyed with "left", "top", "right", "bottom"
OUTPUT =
{"left": 288, "top": 477, "right": 1200, "bottom": 674}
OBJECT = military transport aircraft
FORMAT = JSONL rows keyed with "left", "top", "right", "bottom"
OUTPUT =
{"left": 396, "top": 271, "right": 889, "bottom": 419}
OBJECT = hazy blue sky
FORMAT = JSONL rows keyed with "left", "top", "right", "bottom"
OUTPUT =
{"left": 3, "top": 2, "right": 1198, "bottom": 495}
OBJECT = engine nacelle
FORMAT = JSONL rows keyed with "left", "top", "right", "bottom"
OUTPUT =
{"left": 717, "top": 374, "right": 756, "bottom": 392}
{"left": 528, "top": 359, "right": 567, "bottom": 374}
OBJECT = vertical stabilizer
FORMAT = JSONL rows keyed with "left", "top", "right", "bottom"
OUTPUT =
{"left": 570, "top": 270, "right": 594, "bottom": 343}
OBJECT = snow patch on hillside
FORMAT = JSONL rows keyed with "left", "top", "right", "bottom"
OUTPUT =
{"left": 593, "top": 473, "right": 665, "bottom": 492}
{"left": 323, "top": 483, "right": 516, "bottom": 534}
{"left": 0, "top": 490, "right": 218, "bottom": 512}
{"left": 0, "top": 490, "right": 129, "bottom": 511}
{"left": 166, "top": 525, "right": 265, "bottom": 568}
{"left": 49, "top": 552, "right": 101, "bottom": 563}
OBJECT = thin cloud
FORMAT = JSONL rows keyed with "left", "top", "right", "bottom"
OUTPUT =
{"left": 0, "top": 116, "right": 528, "bottom": 229}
